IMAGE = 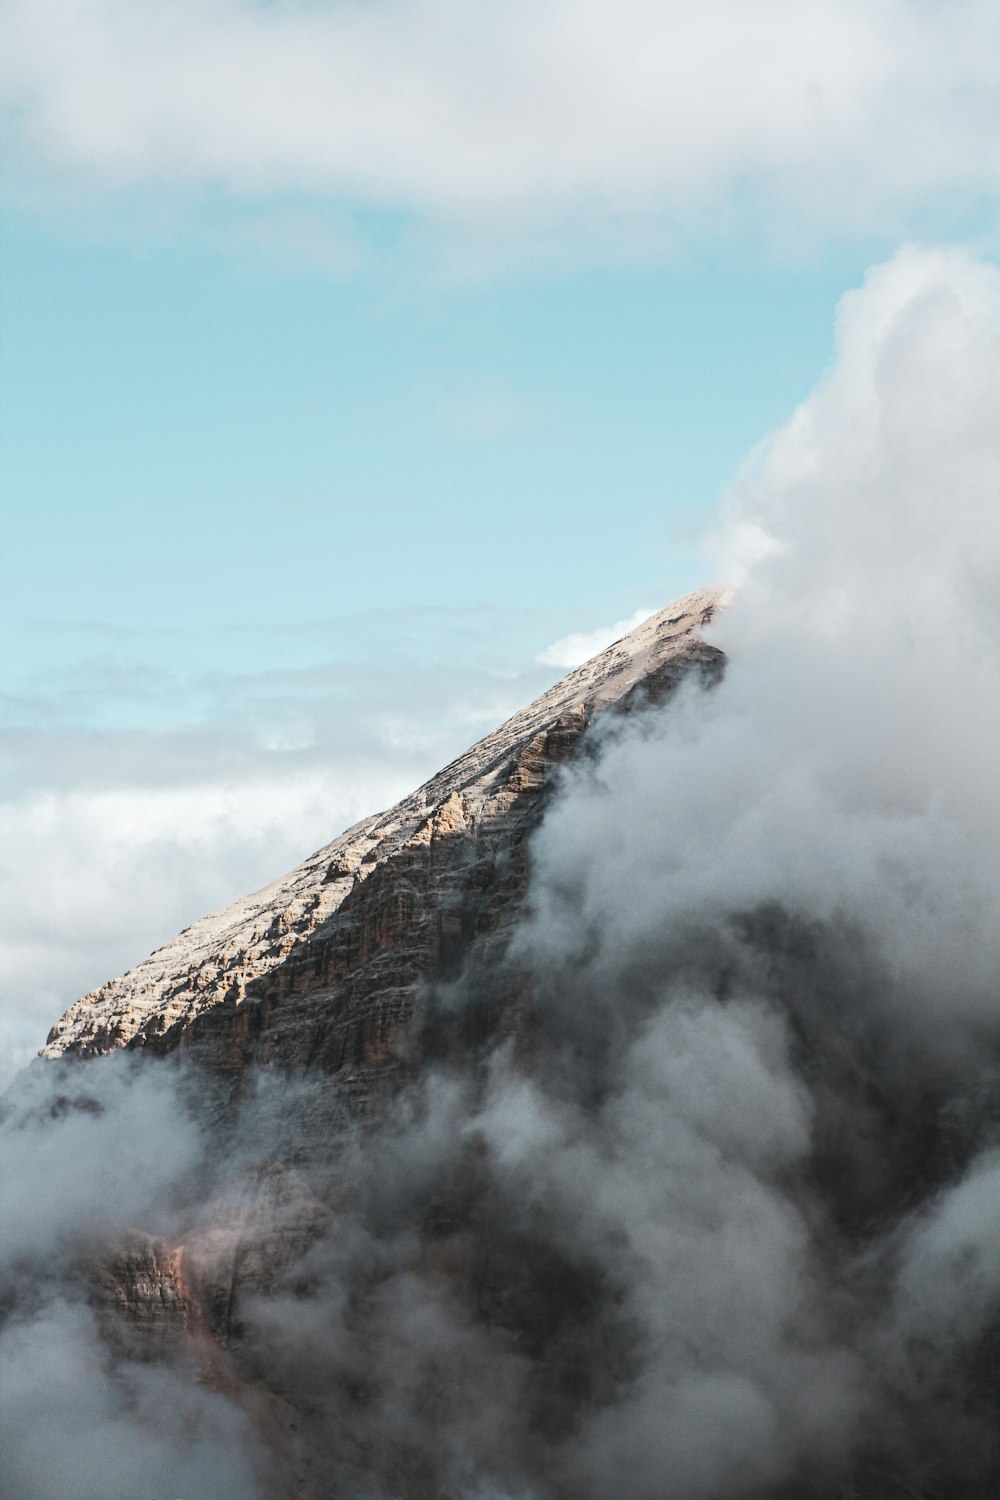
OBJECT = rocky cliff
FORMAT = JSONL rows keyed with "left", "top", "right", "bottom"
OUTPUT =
{"left": 42, "top": 587, "right": 724, "bottom": 1095}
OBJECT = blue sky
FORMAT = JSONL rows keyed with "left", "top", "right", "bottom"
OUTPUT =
{"left": 1, "top": 0, "right": 998, "bottom": 1079}
{"left": 2, "top": 222, "right": 871, "bottom": 694}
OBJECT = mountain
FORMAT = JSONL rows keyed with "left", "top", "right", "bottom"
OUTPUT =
{"left": 11, "top": 583, "right": 999, "bottom": 1500}
{"left": 41, "top": 587, "right": 724, "bottom": 1090}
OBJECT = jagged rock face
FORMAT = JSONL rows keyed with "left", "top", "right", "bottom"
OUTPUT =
{"left": 42, "top": 588, "right": 725, "bottom": 1094}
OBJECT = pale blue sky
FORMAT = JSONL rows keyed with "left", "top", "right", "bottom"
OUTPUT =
{"left": 2, "top": 217, "right": 876, "bottom": 698}
{"left": 1, "top": 0, "right": 998, "bottom": 1078}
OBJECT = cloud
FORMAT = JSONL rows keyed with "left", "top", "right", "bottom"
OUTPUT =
{"left": 0, "top": 1300, "right": 266, "bottom": 1500}
{"left": 527, "top": 245, "right": 1000, "bottom": 1046}
{"left": 435, "top": 377, "right": 542, "bottom": 443}
{"left": 499, "top": 242, "right": 1000, "bottom": 1493}
{"left": 0, "top": 1053, "right": 199, "bottom": 1271}
{"left": 538, "top": 607, "right": 657, "bottom": 667}
{"left": 1, "top": 1, "right": 998, "bottom": 262}
{"left": 0, "top": 1056, "right": 270, "bottom": 1499}
{"left": 0, "top": 771, "right": 394, "bottom": 1084}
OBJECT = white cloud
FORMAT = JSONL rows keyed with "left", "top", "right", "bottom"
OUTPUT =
{"left": 1, "top": 1, "right": 998, "bottom": 259}
{"left": 527, "top": 243, "right": 1000, "bottom": 1049}
{"left": 0, "top": 771, "right": 398, "bottom": 1086}
{"left": 503, "top": 243, "right": 1000, "bottom": 1491}
{"left": 538, "top": 608, "right": 657, "bottom": 668}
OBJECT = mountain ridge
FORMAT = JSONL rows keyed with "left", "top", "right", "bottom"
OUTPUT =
{"left": 41, "top": 585, "right": 726, "bottom": 1071}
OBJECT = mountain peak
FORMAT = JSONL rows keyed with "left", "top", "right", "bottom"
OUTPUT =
{"left": 41, "top": 585, "right": 726, "bottom": 1068}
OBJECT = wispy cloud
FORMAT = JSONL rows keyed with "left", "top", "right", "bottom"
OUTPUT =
{"left": 538, "top": 607, "right": 657, "bottom": 668}
{"left": 434, "top": 377, "right": 542, "bottom": 443}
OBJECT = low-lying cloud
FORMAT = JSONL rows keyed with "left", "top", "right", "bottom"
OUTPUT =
{"left": 0, "top": 1054, "right": 270, "bottom": 1500}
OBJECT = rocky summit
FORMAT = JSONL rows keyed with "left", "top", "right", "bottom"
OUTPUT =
{"left": 41, "top": 587, "right": 724, "bottom": 1093}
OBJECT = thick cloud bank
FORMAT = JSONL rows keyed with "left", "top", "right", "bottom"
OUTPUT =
{"left": 501, "top": 242, "right": 1000, "bottom": 1493}
{"left": 3, "top": 245, "right": 998, "bottom": 1497}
